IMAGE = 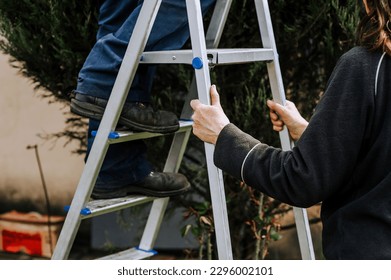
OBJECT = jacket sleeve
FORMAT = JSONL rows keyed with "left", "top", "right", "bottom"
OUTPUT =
{"left": 214, "top": 48, "right": 376, "bottom": 208}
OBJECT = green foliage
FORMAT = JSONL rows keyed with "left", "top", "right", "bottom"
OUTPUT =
{"left": 0, "top": 0, "right": 98, "bottom": 99}
{"left": 0, "top": 0, "right": 360, "bottom": 259}
{"left": 271, "top": 0, "right": 360, "bottom": 117}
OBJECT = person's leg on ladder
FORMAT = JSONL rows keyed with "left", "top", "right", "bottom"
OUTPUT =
{"left": 70, "top": 0, "right": 216, "bottom": 199}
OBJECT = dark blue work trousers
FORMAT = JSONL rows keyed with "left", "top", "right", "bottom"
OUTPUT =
{"left": 76, "top": 0, "right": 216, "bottom": 188}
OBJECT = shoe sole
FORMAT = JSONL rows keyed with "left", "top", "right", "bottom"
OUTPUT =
{"left": 71, "top": 99, "right": 179, "bottom": 134}
{"left": 91, "top": 183, "right": 191, "bottom": 199}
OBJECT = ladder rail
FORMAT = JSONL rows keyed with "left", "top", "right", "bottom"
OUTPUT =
{"left": 254, "top": 0, "right": 315, "bottom": 260}
{"left": 180, "top": 0, "right": 233, "bottom": 120}
{"left": 138, "top": 129, "right": 192, "bottom": 251}
{"left": 205, "top": 0, "right": 233, "bottom": 48}
{"left": 186, "top": 0, "right": 233, "bottom": 260}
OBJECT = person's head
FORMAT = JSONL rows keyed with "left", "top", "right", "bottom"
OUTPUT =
{"left": 358, "top": 0, "right": 391, "bottom": 54}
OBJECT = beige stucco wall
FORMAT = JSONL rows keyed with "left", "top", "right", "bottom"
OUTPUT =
{"left": 0, "top": 53, "right": 84, "bottom": 215}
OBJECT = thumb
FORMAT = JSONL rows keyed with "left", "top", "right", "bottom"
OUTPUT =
{"left": 210, "top": 85, "right": 221, "bottom": 107}
{"left": 190, "top": 99, "right": 202, "bottom": 110}
{"left": 267, "top": 100, "right": 286, "bottom": 116}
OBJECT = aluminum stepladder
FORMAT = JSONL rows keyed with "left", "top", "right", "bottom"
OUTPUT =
{"left": 52, "top": 0, "right": 314, "bottom": 260}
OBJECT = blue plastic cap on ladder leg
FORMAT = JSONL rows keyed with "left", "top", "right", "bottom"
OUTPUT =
{"left": 91, "top": 130, "right": 120, "bottom": 139}
{"left": 64, "top": 205, "right": 92, "bottom": 216}
{"left": 135, "top": 246, "right": 158, "bottom": 256}
{"left": 192, "top": 57, "right": 203, "bottom": 69}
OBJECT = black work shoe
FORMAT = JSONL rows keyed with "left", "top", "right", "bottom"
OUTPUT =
{"left": 91, "top": 172, "right": 191, "bottom": 199}
{"left": 70, "top": 93, "right": 179, "bottom": 133}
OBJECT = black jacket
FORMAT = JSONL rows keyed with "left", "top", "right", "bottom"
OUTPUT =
{"left": 214, "top": 47, "right": 391, "bottom": 259}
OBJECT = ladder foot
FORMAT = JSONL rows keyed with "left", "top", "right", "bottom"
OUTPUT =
{"left": 97, "top": 247, "right": 158, "bottom": 260}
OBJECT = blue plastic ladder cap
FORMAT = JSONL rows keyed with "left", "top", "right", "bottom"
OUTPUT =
{"left": 64, "top": 205, "right": 92, "bottom": 216}
{"left": 108, "top": 132, "right": 120, "bottom": 139}
{"left": 80, "top": 208, "right": 92, "bottom": 216}
{"left": 192, "top": 57, "right": 203, "bottom": 69}
{"left": 91, "top": 130, "right": 120, "bottom": 139}
{"left": 135, "top": 246, "right": 158, "bottom": 255}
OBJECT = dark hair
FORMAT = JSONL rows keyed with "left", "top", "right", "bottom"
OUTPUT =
{"left": 357, "top": 0, "right": 391, "bottom": 54}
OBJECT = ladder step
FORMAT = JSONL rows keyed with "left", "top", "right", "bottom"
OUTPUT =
{"left": 97, "top": 247, "right": 157, "bottom": 260}
{"left": 78, "top": 195, "right": 156, "bottom": 219}
{"left": 92, "top": 120, "right": 193, "bottom": 144}
{"left": 140, "top": 48, "right": 274, "bottom": 65}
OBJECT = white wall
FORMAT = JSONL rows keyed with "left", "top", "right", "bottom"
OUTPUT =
{"left": 0, "top": 53, "right": 84, "bottom": 215}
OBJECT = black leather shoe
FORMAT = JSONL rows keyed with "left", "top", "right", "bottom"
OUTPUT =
{"left": 91, "top": 172, "right": 191, "bottom": 199}
{"left": 70, "top": 93, "right": 179, "bottom": 133}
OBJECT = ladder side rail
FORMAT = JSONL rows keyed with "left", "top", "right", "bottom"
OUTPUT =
{"left": 205, "top": 0, "right": 233, "bottom": 48}
{"left": 181, "top": 0, "right": 233, "bottom": 119}
{"left": 254, "top": 0, "right": 315, "bottom": 260}
{"left": 293, "top": 207, "right": 315, "bottom": 259}
{"left": 51, "top": 0, "right": 162, "bottom": 260}
{"left": 137, "top": 197, "right": 170, "bottom": 252}
{"left": 163, "top": 131, "right": 193, "bottom": 173}
{"left": 138, "top": 129, "right": 192, "bottom": 251}
{"left": 254, "top": 0, "right": 292, "bottom": 150}
{"left": 254, "top": 0, "right": 286, "bottom": 107}
{"left": 186, "top": 0, "right": 233, "bottom": 260}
